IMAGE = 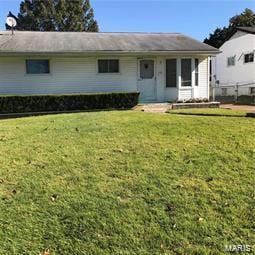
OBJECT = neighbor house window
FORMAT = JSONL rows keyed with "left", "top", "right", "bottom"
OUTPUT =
{"left": 166, "top": 59, "right": 177, "bottom": 87}
{"left": 244, "top": 53, "right": 254, "bottom": 63}
{"left": 222, "top": 88, "right": 227, "bottom": 96}
{"left": 195, "top": 58, "right": 199, "bottom": 86}
{"left": 98, "top": 60, "right": 119, "bottom": 73}
{"left": 181, "top": 59, "right": 192, "bottom": 86}
{"left": 26, "top": 60, "right": 50, "bottom": 74}
{"left": 250, "top": 87, "right": 255, "bottom": 95}
{"left": 227, "top": 56, "right": 235, "bottom": 66}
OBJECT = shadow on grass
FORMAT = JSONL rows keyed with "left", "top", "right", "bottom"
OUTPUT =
{"left": 167, "top": 112, "right": 247, "bottom": 118}
{"left": 0, "top": 108, "right": 129, "bottom": 120}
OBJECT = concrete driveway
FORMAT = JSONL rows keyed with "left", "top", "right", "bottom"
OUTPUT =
{"left": 220, "top": 104, "right": 255, "bottom": 112}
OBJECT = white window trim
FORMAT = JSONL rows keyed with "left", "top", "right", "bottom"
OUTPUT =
{"left": 243, "top": 52, "right": 254, "bottom": 64}
{"left": 194, "top": 58, "right": 199, "bottom": 86}
{"left": 180, "top": 58, "right": 193, "bottom": 88}
{"left": 96, "top": 58, "right": 121, "bottom": 74}
{"left": 165, "top": 58, "right": 177, "bottom": 88}
{"left": 24, "top": 59, "right": 51, "bottom": 76}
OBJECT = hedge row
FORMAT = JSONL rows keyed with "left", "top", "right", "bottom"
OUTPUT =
{"left": 0, "top": 92, "right": 140, "bottom": 114}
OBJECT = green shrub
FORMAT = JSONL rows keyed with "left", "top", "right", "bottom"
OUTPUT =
{"left": 0, "top": 92, "right": 140, "bottom": 114}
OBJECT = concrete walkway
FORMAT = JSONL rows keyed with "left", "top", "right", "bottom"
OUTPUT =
{"left": 138, "top": 103, "right": 171, "bottom": 113}
{"left": 136, "top": 103, "right": 255, "bottom": 114}
{"left": 220, "top": 104, "right": 255, "bottom": 112}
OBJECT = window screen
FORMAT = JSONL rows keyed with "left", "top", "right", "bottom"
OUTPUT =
{"left": 195, "top": 58, "right": 199, "bottom": 86}
{"left": 244, "top": 53, "right": 254, "bottom": 63}
{"left": 181, "top": 59, "right": 192, "bottom": 86}
{"left": 98, "top": 60, "right": 119, "bottom": 73}
{"left": 166, "top": 59, "right": 177, "bottom": 87}
{"left": 140, "top": 60, "right": 154, "bottom": 79}
{"left": 26, "top": 60, "right": 50, "bottom": 74}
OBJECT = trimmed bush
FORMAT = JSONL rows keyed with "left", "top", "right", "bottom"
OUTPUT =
{"left": 0, "top": 92, "right": 140, "bottom": 114}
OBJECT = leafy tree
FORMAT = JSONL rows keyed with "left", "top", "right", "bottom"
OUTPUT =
{"left": 10, "top": 0, "right": 99, "bottom": 32}
{"left": 204, "top": 8, "right": 255, "bottom": 48}
{"left": 229, "top": 8, "right": 255, "bottom": 27}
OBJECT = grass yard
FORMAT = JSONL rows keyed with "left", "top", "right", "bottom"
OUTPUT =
{"left": 167, "top": 108, "right": 247, "bottom": 117}
{"left": 0, "top": 110, "right": 254, "bottom": 254}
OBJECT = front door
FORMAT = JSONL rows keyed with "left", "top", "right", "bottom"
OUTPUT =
{"left": 138, "top": 59, "right": 156, "bottom": 101}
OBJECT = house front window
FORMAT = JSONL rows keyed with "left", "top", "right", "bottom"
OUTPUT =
{"left": 166, "top": 59, "right": 177, "bottom": 87}
{"left": 227, "top": 56, "right": 235, "bottom": 66}
{"left": 195, "top": 58, "right": 199, "bottom": 86}
{"left": 181, "top": 59, "right": 192, "bottom": 86}
{"left": 98, "top": 59, "right": 119, "bottom": 73}
{"left": 244, "top": 53, "right": 254, "bottom": 63}
{"left": 26, "top": 60, "right": 50, "bottom": 74}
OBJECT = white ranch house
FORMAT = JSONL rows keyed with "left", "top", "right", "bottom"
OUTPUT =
{"left": 0, "top": 31, "right": 219, "bottom": 102}
{"left": 212, "top": 27, "right": 255, "bottom": 97}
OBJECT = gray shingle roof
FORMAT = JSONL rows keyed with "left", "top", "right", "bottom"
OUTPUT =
{"left": 0, "top": 31, "right": 219, "bottom": 55}
{"left": 237, "top": 26, "right": 255, "bottom": 35}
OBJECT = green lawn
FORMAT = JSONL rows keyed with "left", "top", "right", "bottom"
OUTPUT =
{"left": 167, "top": 108, "right": 247, "bottom": 117}
{"left": 0, "top": 110, "right": 254, "bottom": 255}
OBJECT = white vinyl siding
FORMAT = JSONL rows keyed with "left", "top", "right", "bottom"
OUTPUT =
{"left": 0, "top": 57, "right": 137, "bottom": 94}
{"left": 0, "top": 55, "right": 210, "bottom": 102}
{"left": 198, "top": 57, "right": 209, "bottom": 98}
{"left": 212, "top": 31, "right": 255, "bottom": 96}
{"left": 179, "top": 88, "right": 193, "bottom": 99}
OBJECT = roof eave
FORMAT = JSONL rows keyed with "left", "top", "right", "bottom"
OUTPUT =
{"left": 236, "top": 27, "right": 255, "bottom": 35}
{"left": 0, "top": 50, "right": 220, "bottom": 57}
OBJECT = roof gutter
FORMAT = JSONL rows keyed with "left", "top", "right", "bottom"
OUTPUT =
{"left": 0, "top": 50, "right": 220, "bottom": 57}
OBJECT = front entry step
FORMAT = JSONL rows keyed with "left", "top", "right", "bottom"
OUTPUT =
{"left": 140, "top": 103, "right": 171, "bottom": 113}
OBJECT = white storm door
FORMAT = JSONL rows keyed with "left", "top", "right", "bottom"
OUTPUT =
{"left": 138, "top": 59, "right": 156, "bottom": 101}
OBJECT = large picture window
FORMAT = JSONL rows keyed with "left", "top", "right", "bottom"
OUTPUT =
{"left": 166, "top": 59, "right": 177, "bottom": 87}
{"left": 181, "top": 59, "right": 192, "bottom": 86}
{"left": 98, "top": 60, "right": 119, "bottom": 73}
{"left": 26, "top": 60, "right": 50, "bottom": 74}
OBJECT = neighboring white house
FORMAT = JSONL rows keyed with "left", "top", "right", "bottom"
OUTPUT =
{"left": 212, "top": 27, "right": 255, "bottom": 97}
{"left": 0, "top": 31, "right": 218, "bottom": 102}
